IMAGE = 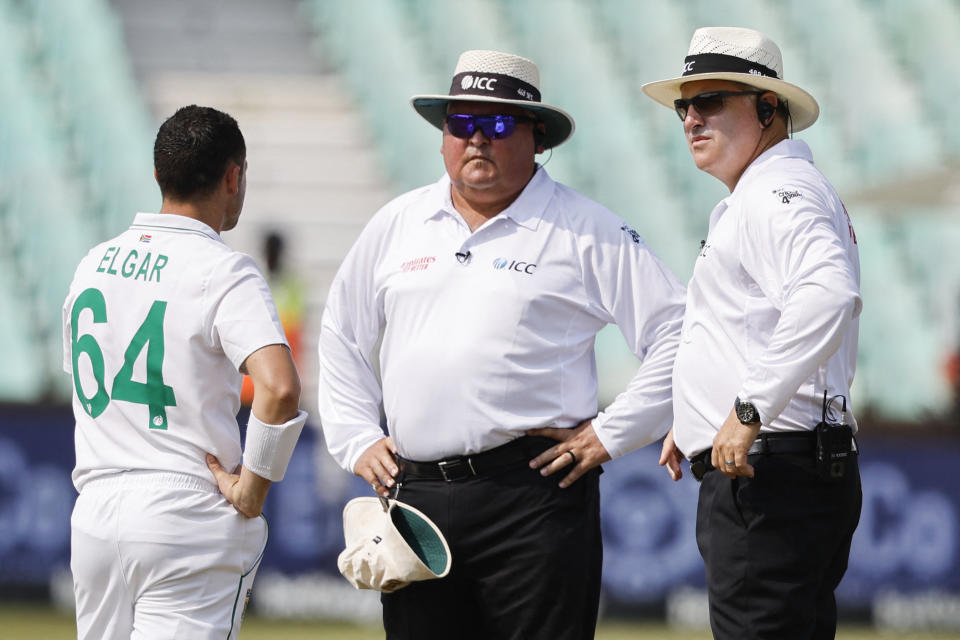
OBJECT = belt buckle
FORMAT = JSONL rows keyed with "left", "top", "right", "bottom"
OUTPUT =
{"left": 690, "top": 460, "right": 706, "bottom": 482}
{"left": 437, "top": 458, "right": 475, "bottom": 482}
{"left": 747, "top": 433, "right": 767, "bottom": 456}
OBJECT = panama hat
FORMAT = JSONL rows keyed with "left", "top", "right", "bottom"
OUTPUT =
{"left": 642, "top": 27, "right": 819, "bottom": 132}
{"left": 337, "top": 497, "right": 452, "bottom": 593}
{"left": 411, "top": 49, "right": 575, "bottom": 149}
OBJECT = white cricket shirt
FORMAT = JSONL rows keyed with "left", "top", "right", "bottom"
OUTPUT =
{"left": 63, "top": 213, "right": 288, "bottom": 491}
{"left": 672, "top": 140, "right": 862, "bottom": 458}
{"left": 318, "top": 166, "right": 686, "bottom": 472}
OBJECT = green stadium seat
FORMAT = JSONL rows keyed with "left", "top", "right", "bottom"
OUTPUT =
{"left": 494, "top": 0, "right": 697, "bottom": 276}
{"left": 21, "top": 0, "right": 157, "bottom": 234}
{"left": 402, "top": 0, "right": 517, "bottom": 75}
{"left": 853, "top": 214, "right": 952, "bottom": 417}
{"left": 0, "top": 262, "right": 46, "bottom": 402}
{"left": 781, "top": 0, "right": 943, "bottom": 180}
{"left": 302, "top": 0, "right": 444, "bottom": 190}
{"left": 868, "top": 0, "right": 960, "bottom": 155}
{"left": 0, "top": 0, "right": 156, "bottom": 401}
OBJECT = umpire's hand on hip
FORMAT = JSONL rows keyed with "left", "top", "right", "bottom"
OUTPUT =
{"left": 355, "top": 437, "right": 399, "bottom": 498}
{"left": 527, "top": 418, "right": 611, "bottom": 489}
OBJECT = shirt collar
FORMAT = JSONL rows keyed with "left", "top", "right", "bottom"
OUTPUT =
{"left": 424, "top": 164, "right": 554, "bottom": 231}
{"left": 130, "top": 212, "right": 223, "bottom": 242}
{"left": 735, "top": 138, "right": 813, "bottom": 195}
{"left": 422, "top": 175, "right": 452, "bottom": 223}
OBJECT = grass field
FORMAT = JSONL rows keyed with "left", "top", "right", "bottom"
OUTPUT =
{"left": 1, "top": 606, "right": 958, "bottom": 640}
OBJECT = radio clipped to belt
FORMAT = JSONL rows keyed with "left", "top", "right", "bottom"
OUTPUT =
{"left": 815, "top": 390, "right": 857, "bottom": 482}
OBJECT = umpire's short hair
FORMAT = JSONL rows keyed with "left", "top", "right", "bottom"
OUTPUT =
{"left": 154, "top": 105, "right": 245, "bottom": 201}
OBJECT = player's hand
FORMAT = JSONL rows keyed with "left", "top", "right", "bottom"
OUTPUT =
{"left": 659, "top": 428, "right": 684, "bottom": 482}
{"left": 526, "top": 418, "right": 611, "bottom": 489}
{"left": 711, "top": 408, "right": 762, "bottom": 479}
{"left": 354, "top": 437, "right": 398, "bottom": 498}
{"left": 207, "top": 454, "right": 271, "bottom": 518}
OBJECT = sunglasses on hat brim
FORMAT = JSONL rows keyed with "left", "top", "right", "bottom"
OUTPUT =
{"left": 445, "top": 114, "right": 538, "bottom": 139}
{"left": 673, "top": 90, "right": 763, "bottom": 121}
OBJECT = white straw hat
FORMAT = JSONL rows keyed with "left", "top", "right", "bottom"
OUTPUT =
{"left": 642, "top": 27, "right": 819, "bottom": 131}
{"left": 337, "top": 497, "right": 451, "bottom": 593}
{"left": 411, "top": 49, "right": 575, "bottom": 149}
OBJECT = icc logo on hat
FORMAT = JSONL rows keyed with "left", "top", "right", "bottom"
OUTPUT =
{"left": 460, "top": 74, "right": 497, "bottom": 91}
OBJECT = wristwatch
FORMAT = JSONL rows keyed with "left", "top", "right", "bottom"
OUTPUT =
{"left": 734, "top": 397, "right": 761, "bottom": 425}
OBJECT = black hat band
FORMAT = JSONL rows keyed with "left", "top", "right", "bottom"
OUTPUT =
{"left": 681, "top": 53, "right": 778, "bottom": 79}
{"left": 449, "top": 72, "right": 541, "bottom": 103}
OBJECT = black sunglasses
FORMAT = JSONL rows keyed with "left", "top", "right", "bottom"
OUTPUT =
{"left": 445, "top": 114, "right": 538, "bottom": 140}
{"left": 673, "top": 90, "right": 763, "bottom": 121}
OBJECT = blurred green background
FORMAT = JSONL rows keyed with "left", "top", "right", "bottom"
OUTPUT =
{"left": 2, "top": 0, "right": 960, "bottom": 636}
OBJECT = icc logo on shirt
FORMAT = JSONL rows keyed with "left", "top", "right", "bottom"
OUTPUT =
{"left": 493, "top": 257, "right": 536, "bottom": 275}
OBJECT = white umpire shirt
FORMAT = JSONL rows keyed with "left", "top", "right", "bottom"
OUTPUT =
{"left": 672, "top": 139, "right": 862, "bottom": 459}
{"left": 318, "top": 166, "right": 686, "bottom": 472}
{"left": 63, "top": 213, "right": 288, "bottom": 491}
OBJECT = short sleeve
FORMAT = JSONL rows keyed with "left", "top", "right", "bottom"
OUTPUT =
{"left": 206, "top": 253, "right": 288, "bottom": 371}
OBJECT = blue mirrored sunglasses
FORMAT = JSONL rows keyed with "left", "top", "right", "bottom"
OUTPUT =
{"left": 445, "top": 114, "right": 538, "bottom": 139}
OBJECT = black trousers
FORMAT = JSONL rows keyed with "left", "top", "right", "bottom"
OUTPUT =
{"left": 697, "top": 451, "right": 862, "bottom": 640}
{"left": 382, "top": 451, "right": 602, "bottom": 640}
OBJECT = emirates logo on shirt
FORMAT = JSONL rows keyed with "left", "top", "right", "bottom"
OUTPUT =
{"left": 401, "top": 256, "right": 436, "bottom": 272}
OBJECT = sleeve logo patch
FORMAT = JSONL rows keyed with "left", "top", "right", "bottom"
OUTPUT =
{"left": 772, "top": 186, "right": 803, "bottom": 204}
{"left": 620, "top": 224, "right": 642, "bottom": 244}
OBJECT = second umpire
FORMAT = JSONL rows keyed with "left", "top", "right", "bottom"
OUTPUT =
{"left": 647, "top": 27, "right": 863, "bottom": 640}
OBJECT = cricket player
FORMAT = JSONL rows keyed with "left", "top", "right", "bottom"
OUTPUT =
{"left": 63, "top": 105, "right": 306, "bottom": 639}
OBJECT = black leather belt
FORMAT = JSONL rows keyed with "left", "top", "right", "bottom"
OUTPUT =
{"left": 689, "top": 431, "right": 825, "bottom": 482}
{"left": 398, "top": 436, "right": 555, "bottom": 482}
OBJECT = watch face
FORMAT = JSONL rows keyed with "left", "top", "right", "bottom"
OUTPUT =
{"left": 736, "top": 400, "right": 759, "bottom": 424}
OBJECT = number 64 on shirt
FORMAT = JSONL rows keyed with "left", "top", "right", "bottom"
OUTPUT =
{"left": 69, "top": 287, "right": 177, "bottom": 430}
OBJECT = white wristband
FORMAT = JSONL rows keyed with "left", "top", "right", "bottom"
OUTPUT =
{"left": 243, "top": 409, "right": 308, "bottom": 481}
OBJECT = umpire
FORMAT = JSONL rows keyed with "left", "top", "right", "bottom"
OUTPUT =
{"left": 318, "top": 50, "right": 686, "bottom": 639}
{"left": 645, "top": 27, "right": 863, "bottom": 639}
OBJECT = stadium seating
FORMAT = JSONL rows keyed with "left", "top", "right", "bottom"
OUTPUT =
{"left": 869, "top": 0, "right": 960, "bottom": 153}
{"left": 852, "top": 213, "right": 952, "bottom": 416}
{"left": 0, "top": 263, "right": 45, "bottom": 402}
{"left": 0, "top": 0, "right": 957, "bottom": 419}
{"left": 896, "top": 214, "right": 960, "bottom": 346}
{"left": 781, "top": 0, "right": 943, "bottom": 181}
{"left": 497, "top": 0, "right": 701, "bottom": 277}
{"left": 401, "top": 0, "right": 517, "bottom": 74}
{"left": 300, "top": 0, "right": 444, "bottom": 191}
{"left": 23, "top": 0, "right": 157, "bottom": 232}
{"left": 0, "top": 0, "right": 156, "bottom": 401}
{"left": 590, "top": 0, "right": 702, "bottom": 193}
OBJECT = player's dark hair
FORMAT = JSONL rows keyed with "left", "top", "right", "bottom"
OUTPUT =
{"left": 154, "top": 105, "right": 245, "bottom": 201}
